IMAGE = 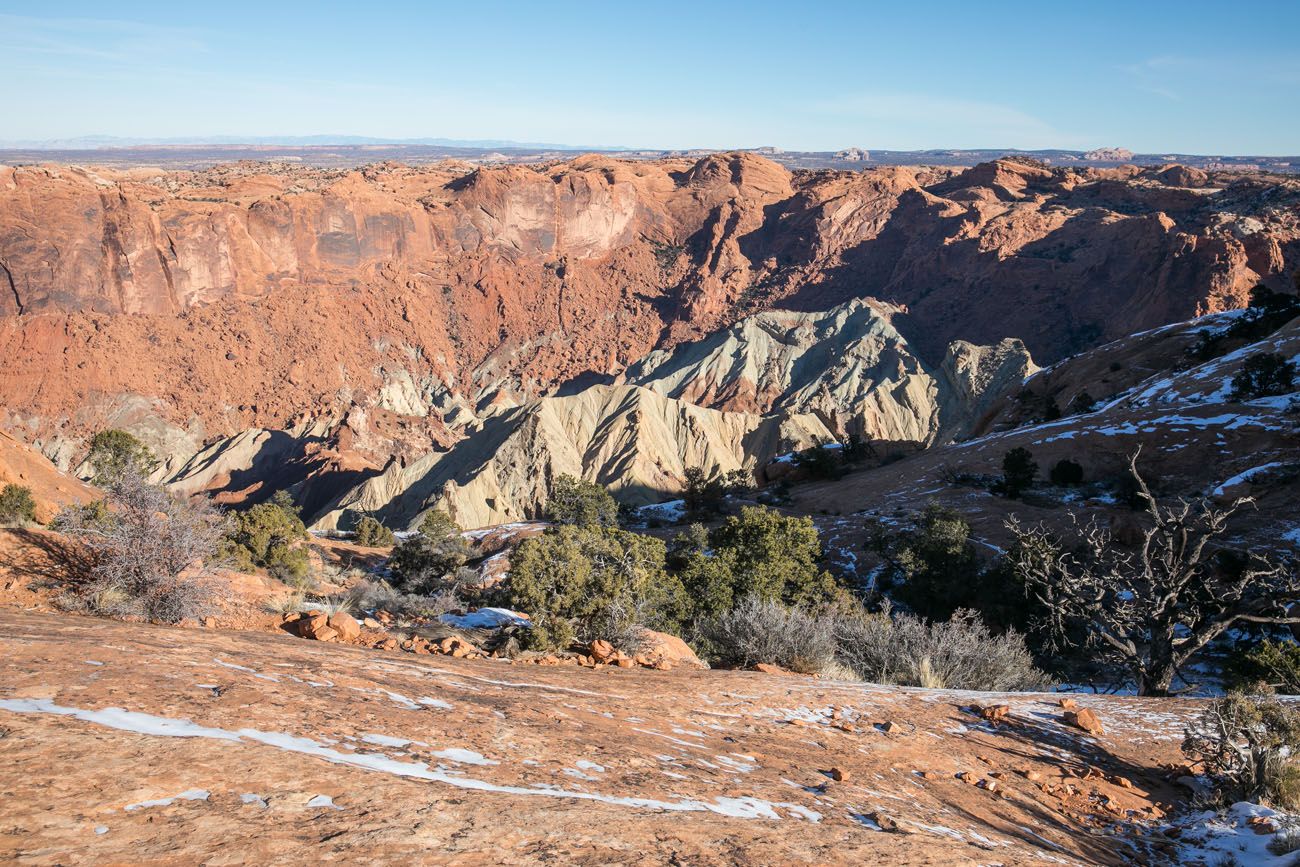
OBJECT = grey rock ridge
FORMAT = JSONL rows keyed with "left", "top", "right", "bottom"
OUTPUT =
{"left": 311, "top": 300, "right": 1034, "bottom": 530}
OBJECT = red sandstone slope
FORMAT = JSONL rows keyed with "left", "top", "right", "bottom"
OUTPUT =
{"left": 1, "top": 154, "right": 1296, "bottom": 466}
{"left": 0, "top": 609, "right": 1200, "bottom": 865}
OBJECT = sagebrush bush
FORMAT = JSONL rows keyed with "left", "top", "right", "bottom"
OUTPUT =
{"left": 701, "top": 596, "right": 838, "bottom": 674}
{"left": 53, "top": 472, "right": 229, "bottom": 622}
{"left": 346, "top": 578, "right": 462, "bottom": 620}
{"left": 0, "top": 483, "right": 37, "bottom": 526}
{"left": 1183, "top": 692, "right": 1300, "bottom": 809}
{"left": 835, "top": 608, "right": 1047, "bottom": 691}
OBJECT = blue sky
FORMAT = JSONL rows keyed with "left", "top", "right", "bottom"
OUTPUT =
{"left": 2, "top": 1, "right": 1298, "bottom": 153}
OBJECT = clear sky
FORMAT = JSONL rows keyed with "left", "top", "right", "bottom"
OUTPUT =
{"left": 3, "top": 0, "right": 1298, "bottom": 154}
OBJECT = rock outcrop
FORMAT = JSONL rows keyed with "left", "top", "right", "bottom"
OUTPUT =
{"left": 0, "top": 429, "right": 98, "bottom": 523}
{"left": 312, "top": 384, "right": 835, "bottom": 530}
{"left": 625, "top": 298, "right": 1036, "bottom": 445}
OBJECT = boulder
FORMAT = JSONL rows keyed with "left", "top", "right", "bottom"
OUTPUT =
{"left": 297, "top": 613, "right": 335, "bottom": 641}
{"left": 633, "top": 630, "right": 706, "bottom": 670}
{"left": 589, "top": 639, "right": 617, "bottom": 664}
{"left": 328, "top": 611, "right": 360, "bottom": 642}
{"left": 1065, "top": 708, "right": 1105, "bottom": 736}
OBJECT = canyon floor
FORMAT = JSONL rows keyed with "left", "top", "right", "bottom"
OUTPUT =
{"left": 0, "top": 607, "right": 1250, "bottom": 866}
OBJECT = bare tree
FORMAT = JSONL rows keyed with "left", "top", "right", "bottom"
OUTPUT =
{"left": 54, "top": 471, "right": 230, "bottom": 622}
{"left": 1006, "top": 449, "right": 1298, "bottom": 696}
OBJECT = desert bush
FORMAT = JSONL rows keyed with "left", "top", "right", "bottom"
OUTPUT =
{"left": 1049, "top": 458, "right": 1085, "bottom": 486}
{"left": 346, "top": 577, "right": 463, "bottom": 620}
{"left": 546, "top": 474, "right": 619, "bottom": 528}
{"left": 387, "top": 510, "right": 470, "bottom": 594}
{"left": 1014, "top": 390, "right": 1061, "bottom": 424}
{"left": 994, "top": 447, "right": 1037, "bottom": 498}
{"left": 85, "top": 429, "right": 157, "bottom": 486}
{"left": 673, "top": 506, "right": 843, "bottom": 624}
{"left": 53, "top": 472, "right": 229, "bottom": 622}
{"left": 682, "top": 466, "right": 752, "bottom": 517}
{"left": 870, "top": 505, "right": 1036, "bottom": 631}
{"left": 1183, "top": 692, "right": 1300, "bottom": 809}
{"left": 1227, "top": 639, "right": 1300, "bottom": 694}
{"left": 353, "top": 515, "right": 395, "bottom": 548}
{"left": 702, "top": 596, "right": 837, "bottom": 674}
{"left": 505, "top": 524, "right": 686, "bottom": 652}
{"left": 262, "top": 590, "right": 305, "bottom": 615}
{"left": 1231, "top": 352, "right": 1296, "bottom": 400}
{"left": 1065, "top": 391, "right": 1096, "bottom": 415}
{"left": 792, "top": 443, "right": 845, "bottom": 480}
{"left": 223, "top": 494, "right": 310, "bottom": 585}
{"left": 835, "top": 607, "right": 1047, "bottom": 691}
{"left": 873, "top": 504, "right": 982, "bottom": 620}
{"left": 0, "top": 483, "right": 37, "bottom": 525}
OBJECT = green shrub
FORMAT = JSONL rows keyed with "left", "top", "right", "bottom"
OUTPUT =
{"left": 1231, "top": 352, "right": 1296, "bottom": 400}
{"left": 353, "top": 516, "right": 395, "bottom": 548}
{"left": 995, "top": 447, "right": 1037, "bottom": 498}
{"left": 1049, "top": 458, "right": 1084, "bottom": 486}
{"left": 792, "top": 444, "right": 845, "bottom": 480}
{"left": 224, "top": 495, "right": 310, "bottom": 584}
{"left": 875, "top": 504, "right": 983, "bottom": 620}
{"left": 387, "top": 510, "right": 470, "bottom": 595}
{"left": 678, "top": 506, "right": 842, "bottom": 624}
{"left": 1066, "top": 391, "right": 1096, "bottom": 415}
{"left": 0, "top": 484, "right": 37, "bottom": 525}
{"left": 1191, "top": 285, "right": 1300, "bottom": 362}
{"left": 85, "top": 430, "right": 157, "bottom": 487}
{"left": 1183, "top": 692, "right": 1300, "bottom": 809}
{"left": 682, "top": 466, "right": 752, "bottom": 517}
{"left": 546, "top": 474, "right": 619, "bottom": 527}
{"left": 505, "top": 524, "right": 686, "bottom": 652}
{"left": 1228, "top": 639, "right": 1300, "bottom": 694}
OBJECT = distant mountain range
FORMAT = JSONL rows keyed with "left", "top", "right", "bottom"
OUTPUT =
{"left": 0, "top": 134, "right": 631, "bottom": 151}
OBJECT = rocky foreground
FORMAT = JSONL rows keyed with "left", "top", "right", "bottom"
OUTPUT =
{"left": 0, "top": 609, "right": 1234, "bottom": 866}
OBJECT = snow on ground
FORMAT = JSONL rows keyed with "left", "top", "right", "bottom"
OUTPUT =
{"left": 1169, "top": 802, "right": 1298, "bottom": 866}
{"left": 636, "top": 499, "right": 686, "bottom": 524}
{"left": 1212, "top": 463, "right": 1284, "bottom": 497}
{"left": 124, "top": 789, "right": 210, "bottom": 811}
{"left": 439, "top": 608, "right": 531, "bottom": 629}
{"left": 772, "top": 442, "right": 845, "bottom": 464}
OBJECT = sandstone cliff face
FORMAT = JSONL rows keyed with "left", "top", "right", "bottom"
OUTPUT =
{"left": 1, "top": 154, "right": 1295, "bottom": 475}
{"left": 312, "top": 384, "right": 835, "bottom": 531}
